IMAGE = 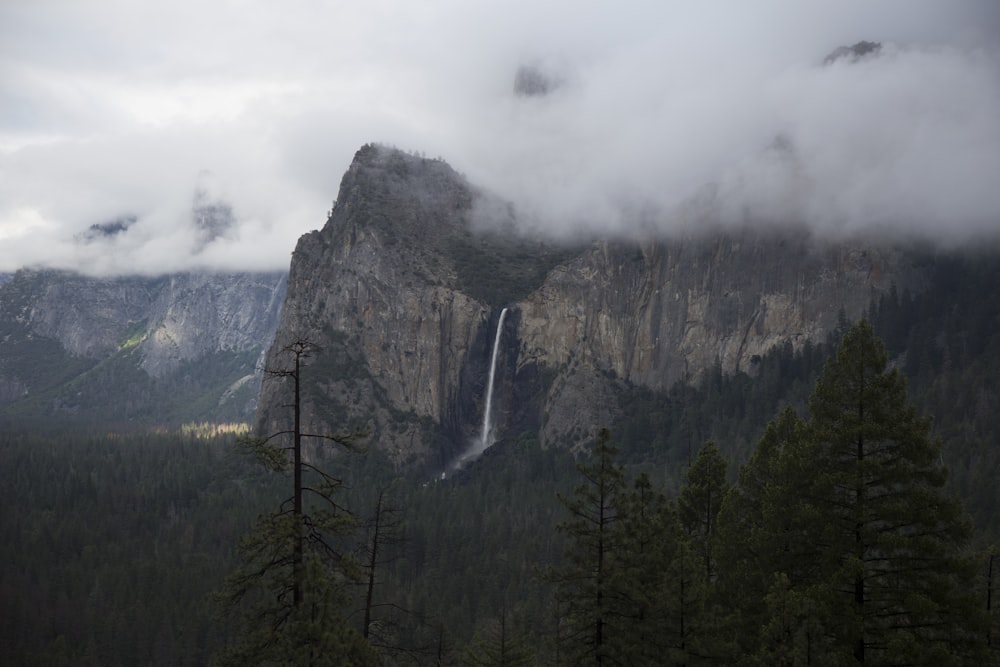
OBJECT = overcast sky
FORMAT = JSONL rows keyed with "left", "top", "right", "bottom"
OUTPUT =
{"left": 1, "top": 1, "right": 999, "bottom": 275}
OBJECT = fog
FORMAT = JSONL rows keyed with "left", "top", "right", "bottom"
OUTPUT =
{"left": 1, "top": 0, "right": 998, "bottom": 274}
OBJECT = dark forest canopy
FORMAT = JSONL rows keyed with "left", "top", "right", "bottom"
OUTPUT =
{"left": 4, "top": 248, "right": 1000, "bottom": 664}
{"left": 3, "top": 318, "right": 999, "bottom": 665}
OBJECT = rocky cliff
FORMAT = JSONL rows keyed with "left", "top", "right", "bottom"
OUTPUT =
{"left": 0, "top": 269, "right": 286, "bottom": 425}
{"left": 259, "top": 145, "right": 924, "bottom": 471}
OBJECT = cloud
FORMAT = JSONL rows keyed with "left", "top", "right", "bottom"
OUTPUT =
{"left": 0, "top": 0, "right": 998, "bottom": 274}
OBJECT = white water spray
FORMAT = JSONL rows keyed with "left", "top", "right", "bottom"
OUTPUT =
{"left": 480, "top": 307, "right": 508, "bottom": 450}
{"left": 441, "top": 308, "right": 510, "bottom": 478}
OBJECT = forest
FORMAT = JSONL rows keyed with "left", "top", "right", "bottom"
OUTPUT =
{"left": 3, "top": 256, "right": 1000, "bottom": 665}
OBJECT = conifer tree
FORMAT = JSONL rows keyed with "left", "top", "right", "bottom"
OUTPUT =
{"left": 551, "top": 428, "right": 627, "bottom": 665}
{"left": 678, "top": 440, "right": 729, "bottom": 582}
{"left": 213, "top": 339, "right": 376, "bottom": 666}
{"left": 720, "top": 320, "right": 988, "bottom": 664}
{"left": 716, "top": 406, "right": 828, "bottom": 659}
{"left": 804, "top": 319, "right": 985, "bottom": 664}
{"left": 658, "top": 500, "right": 714, "bottom": 665}
{"left": 460, "top": 604, "right": 534, "bottom": 667}
{"left": 609, "top": 472, "right": 668, "bottom": 660}
{"left": 553, "top": 432, "right": 722, "bottom": 665}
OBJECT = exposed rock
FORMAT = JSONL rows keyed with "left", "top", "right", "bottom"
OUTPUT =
{"left": 140, "top": 272, "right": 287, "bottom": 377}
{"left": 824, "top": 40, "right": 882, "bottom": 65}
{"left": 5, "top": 270, "right": 285, "bottom": 374}
{"left": 192, "top": 188, "right": 236, "bottom": 251}
{"left": 518, "top": 234, "right": 919, "bottom": 447}
{"left": 260, "top": 145, "right": 924, "bottom": 469}
{"left": 514, "top": 65, "right": 559, "bottom": 97}
{"left": 76, "top": 215, "right": 137, "bottom": 243}
{"left": 0, "top": 376, "right": 27, "bottom": 403}
{"left": 259, "top": 146, "right": 489, "bottom": 468}
{"left": 0, "top": 269, "right": 286, "bottom": 423}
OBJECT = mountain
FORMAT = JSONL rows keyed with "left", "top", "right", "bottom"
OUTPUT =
{"left": 0, "top": 269, "right": 287, "bottom": 427}
{"left": 823, "top": 40, "right": 882, "bottom": 65}
{"left": 259, "top": 144, "right": 940, "bottom": 473}
{"left": 4, "top": 143, "right": 993, "bottom": 480}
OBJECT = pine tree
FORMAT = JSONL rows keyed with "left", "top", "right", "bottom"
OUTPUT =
{"left": 804, "top": 319, "right": 985, "bottom": 664}
{"left": 678, "top": 440, "right": 729, "bottom": 582}
{"left": 658, "top": 502, "right": 714, "bottom": 665}
{"left": 609, "top": 472, "right": 679, "bottom": 664}
{"left": 716, "top": 406, "right": 821, "bottom": 659}
{"left": 460, "top": 604, "right": 534, "bottom": 667}
{"left": 717, "top": 321, "right": 989, "bottom": 664}
{"left": 551, "top": 428, "right": 627, "bottom": 665}
{"left": 717, "top": 405, "right": 842, "bottom": 663}
{"left": 753, "top": 573, "right": 828, "bottom": 667}
{"left": 212, "top": 339, "right": 376, "bottom": 666}
{"left": 552, "top": 431, "right": 726, "bottom": 665}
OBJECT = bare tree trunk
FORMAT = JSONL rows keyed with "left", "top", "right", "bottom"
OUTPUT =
{"left": 293, "top": 346, "right": 303, "bottom": 607}
{"left": 362, "top": 489, "right": 384, "bottom": 639}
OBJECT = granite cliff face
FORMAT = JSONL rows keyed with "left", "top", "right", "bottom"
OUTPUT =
{"left": 516, "top": 236, "right": 919, "bottom": 447}
{"left": 259, "top": 145, "right": 922, "bottom": 470}
{"left": 0, "top": 270, "right": 286, "bottom": 424}
{"left": 259, "top": 147, "right": 490, "bottom": 466}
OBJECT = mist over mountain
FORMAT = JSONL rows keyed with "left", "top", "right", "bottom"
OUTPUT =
{"left": 2, "top": 1, "right": 998, "bottom": 275}
{"left": 5, "top": 4, "right": 1000, "bottom": 663}
{"left": 75, "top": 215, "right": 136, "bottom": 243}
{"left": 191, "top": 183, "right": 236, "bottom": 253}
{"left": 255, "top": 144, "right": 998, "bottom": 477}
{"left": 824, "top": 40, "right": 883, "bottom": 64}
{"left": 513, "top": 64, "right": 562, "bottom": 98}
{"left": 3, "top": 141, "right": 1000, "bottom": 665}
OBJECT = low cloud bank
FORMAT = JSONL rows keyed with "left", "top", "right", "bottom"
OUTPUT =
{"left": 1, "top": 1, "right": 998, "bottom": 274}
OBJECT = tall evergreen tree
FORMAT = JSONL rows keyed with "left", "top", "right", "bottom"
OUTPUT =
{"left": 213, "top": 340, "right": 376, "bottom": 666}
{"left": 610, "top": 472, "right": 670, "bottom": 663}
{"left": 551, "top": 428, "right": 628, "bottom": 665}
{"left": 553, "top": 433, "right": 721, "bottom": 665}
{"left": 607, "top": 473, "right": 695, "bottom": 664}
{"left": 460, "top": 604, "right": 534, "bottom": 667}
{"left": 655, "top": 500, "right": 714, "bottom": 665}
{"left": 678, "top": 440, "right": 729, "bottom": 582}
{"left": 716, "top": 406, "right": 821, "bottom": 659}
{"left": 720, "top": 320, "right": 987, "bottom": 665}
{"left": 805, "top": 319, "right": 985, "bottom": 664}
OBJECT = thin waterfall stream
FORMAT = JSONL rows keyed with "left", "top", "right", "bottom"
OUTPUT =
{"left": 479, "top": 307, "right": 508, "bottom": 450}
{"left": 443, "top": 307, "right": 509, "bottom": 476}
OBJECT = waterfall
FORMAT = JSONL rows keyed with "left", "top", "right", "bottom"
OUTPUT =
{"left": 480, "top": 307, "right": 508, "bottom": 450}
{"left": 441, "top": 307, "right": 510, "bottom": 478}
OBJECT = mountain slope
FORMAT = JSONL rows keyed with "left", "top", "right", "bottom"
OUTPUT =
{"left": 259, "top": 145, "right": 932, "bottom": 471}
{"left": 0, "top": 269, "right": 287, "bottom": 426}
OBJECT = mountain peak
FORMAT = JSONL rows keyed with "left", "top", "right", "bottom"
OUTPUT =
{"left": 514, "top": 64, "right": 559, "bottom": 98}
{"left": 823, "top": 40, "right": 882, "bottom": 65}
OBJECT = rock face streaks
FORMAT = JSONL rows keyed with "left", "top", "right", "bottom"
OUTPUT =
{"left": 5, "top": 270, "right": 286, "bottom": 377}
{"left": 0, "top": 269, "right": 287, "bottom": 421}
{"left": 260, "top": 145, "right": 918, "bottom": 467}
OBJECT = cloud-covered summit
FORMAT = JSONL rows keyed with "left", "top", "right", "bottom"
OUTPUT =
{"left": 1, "top": 0, "right": 998, "bottom": 275}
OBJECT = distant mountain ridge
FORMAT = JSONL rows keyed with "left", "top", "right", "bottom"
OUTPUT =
{"left": 0, "top": 269, "right": 286, "bottom": 426}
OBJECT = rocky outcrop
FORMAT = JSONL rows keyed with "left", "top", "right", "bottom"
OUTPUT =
{"left": 518, "top": 235, "right": 918, "bottom": 447}
{"left": 4, "top": 270, "right": 286, "bottom": 376}
{"left": 258, "top": 146, "right": 490, "bottom": 467}
{"left": 824, "top": 40, "right": 882, "bottom": 65}
{"left": 139, "top": 273, "right": 287, "bottom": 378}
{"left": 519, "top": 233, "right": 914, "bottom": 385}
{"left": 260, "top": 145, "right": 923, "bottom": 469}
{"left": 0, "top": 269, "right": 286, "bottom": 423}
